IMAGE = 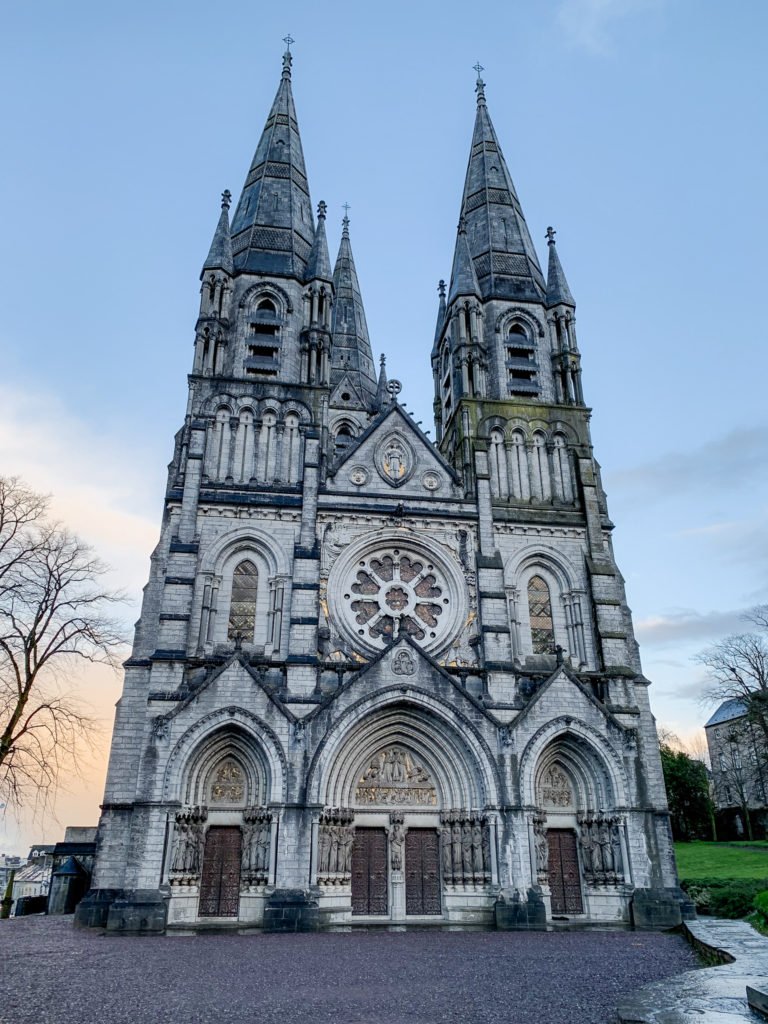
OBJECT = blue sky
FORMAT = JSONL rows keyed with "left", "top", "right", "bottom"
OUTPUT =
{"left": 1, "top": 0, "right": 766, "bottom": 850}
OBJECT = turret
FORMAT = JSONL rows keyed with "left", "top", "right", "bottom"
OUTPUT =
{"left": 194, "top": 190, "right": 233, "bottom": 375}
{"left": 546, "top": 227, "right": 584, "bottom": 405}
{"left": 300, "top": 201, "right": 334, "bottom": 385}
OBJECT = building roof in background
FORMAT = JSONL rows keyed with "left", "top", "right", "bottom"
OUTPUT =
{"left": 705, "top": 699, "right": 748, "bottom": 727}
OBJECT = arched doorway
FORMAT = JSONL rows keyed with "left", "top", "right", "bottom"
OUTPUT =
{"left": 310, "top": 698, "right": 499, "bottom": 923}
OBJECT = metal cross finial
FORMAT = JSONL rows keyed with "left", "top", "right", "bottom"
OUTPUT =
{"left": 546, "top": 226, "right": 556, "bottom": 245}
{"left": 283, "top": 34, "right": 294, "bottom": 50}
{"left": 473, "top": 61, "right": 484, "bottom": 77}
{"left": 438, "top": 279, "right": 446, "bottom": 298}
{"left": 342, "top": 202, "right": 351, "bottom": 217}
{"left": 221, "top": 189, "right": 232, "bottom": 210}
{"left": 317, "top": 200, "right": 327, "bottom": 219}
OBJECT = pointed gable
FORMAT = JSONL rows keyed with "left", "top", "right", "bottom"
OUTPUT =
{"left": 327, "top": 401, "right": 460, "bottom": 497}
{"left": 230, "top": 50, "right": 314, "bottom": 279}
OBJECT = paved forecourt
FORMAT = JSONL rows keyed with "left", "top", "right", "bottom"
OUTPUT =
{"left": 0, "top": 916, "right": 698, "bottom": 1024}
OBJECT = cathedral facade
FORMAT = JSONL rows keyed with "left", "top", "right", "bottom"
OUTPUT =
{"left": 78, "top": 49, "right": 685, "bottom": 932}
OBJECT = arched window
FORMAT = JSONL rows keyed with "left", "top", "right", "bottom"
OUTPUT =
{"left": 227, "top": 560, "right": 259, "bottom": 641}
{"left": 506, "top": 323, "right": 539, "bottom": 397}
{"left": 245, "top": 298, "right": 280, "bottom": 377}
{"left": 528, "top": 575, "right": 555, "bottom": 654}
{"left": 257, "top": 298, "right": 276, "bottom": 315}
{"left": 333, "top": 424, "right": 354, "bottom": 459}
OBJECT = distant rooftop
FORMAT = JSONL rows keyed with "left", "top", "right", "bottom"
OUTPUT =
{"left": 705, "top": 699, "right": 748, "bottom": 728}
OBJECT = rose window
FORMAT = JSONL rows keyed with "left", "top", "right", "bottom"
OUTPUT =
{"left": 343, "top": 549, "right": 449, "bottom": 646}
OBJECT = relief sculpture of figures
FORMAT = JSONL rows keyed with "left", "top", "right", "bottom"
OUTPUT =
{"left": 533, "top": 814, "right": 548, "bottom": 881}
{"left": 241, "top": 807, "right": 272, "bottom": 884}
{"left": 577, "top": 811, "right": 623, "bottom": 887}
{"left": 440, "top": 811, "right": 491, "bottom": 886}
{"left": 317, "top": 809, "right": 354, "bottom": 885}
{"left": 170, "top": 806, "right": 208, "bottom": 880}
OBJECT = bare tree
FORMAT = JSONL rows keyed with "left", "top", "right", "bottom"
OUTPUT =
{"left": 0, "top": 477, "right": 125, "bottom": 810}
{"left": 696, "top": 606, "right": 768, "bottom": 750}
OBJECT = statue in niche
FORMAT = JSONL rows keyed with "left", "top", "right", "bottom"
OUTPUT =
{"left": 383, "top": 440, "right": 407, "bottom": 481}
{"left": 597, "top": 816, "right": 614, "bottom": 873}
{"left": 471, "top": 821, "right": 484, "bottom": 876}
{"left": 390, "top": 822, "right": 405, "bottom": 871}
{"left": 318, "top": 824, "right": 332, "bottom": 874}
{"left": 533, "top": 816, "right": 548, "bottom": 879}
{"left": 170, "top": 806, "right": 208, "bottom": 876}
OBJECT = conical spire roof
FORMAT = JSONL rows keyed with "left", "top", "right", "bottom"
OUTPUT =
{"left": 230, "top": 49, "right": 314, "bottom": 278}
{"left": 376, "top": 353, "right": 388, "bottom": 407}
{"left": 202, "top": 190, "right": 234, "bottom": 275}
{"left": 331, "top": 215, "right": 377, "bottom": 401}
{"left": 431, "top": 279, "right": 447, "bottom": 357}
{"left": 305, "top": 201, "right": 332, "bottom": 282}
{"left": 453, "top": 72, "right": 545, "bottom": 302}
{"left": 448, "top": 218, "right": 481, "bottom": 303}
{"left": 545, "top": 227, "right": 575, "bottom": 308}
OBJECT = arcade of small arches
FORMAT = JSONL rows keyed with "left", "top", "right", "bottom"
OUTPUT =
{"left": 486, "top": 424, "right": 576, "bottom": 505}
{"left": 163, "top": 706, "right": 631, "bottom": 923}
{"left": 203, "top": 399, "right": 308, "bottom": 486}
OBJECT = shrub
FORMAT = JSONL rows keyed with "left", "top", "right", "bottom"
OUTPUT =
{"left": 752, "top": 889, "right": 768, "bottom": 931}
{"left": 681, "top": 877, "right": 768, "bottom": 918}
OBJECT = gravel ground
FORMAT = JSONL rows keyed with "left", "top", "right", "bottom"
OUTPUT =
{"left": 0, "top": 916, "right": 699, "bottom": 1024}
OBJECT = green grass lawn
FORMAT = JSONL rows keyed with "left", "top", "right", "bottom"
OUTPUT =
{"left": 675, "top": 841, "right": 768, "bottom": 880}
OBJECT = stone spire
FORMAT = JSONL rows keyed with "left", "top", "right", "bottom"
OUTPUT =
{"left": 330, "top": 214, "right": 377, "bottom": 401}
{"left": 305, "top": 201, "right": 332, "bottom": 282}
{"left": 376, "top": 353, "right": 388, "bottom": 407}
{"left": 453, "top": 68, "right": 545, "bottom": 302}
{"left": 431, "top": 279, "right": 447, "bottom": 358}
{"left": 202, "top": 190, "right": 234, "bottom": 275}
{"left": 545, "top": 227, "right": 575, "bottom": 308}
{"left": 448, "top": 217, "right": 481, "bottom": 303}
{"left": 229, "top": 46, "right": 314, "bottom": 278}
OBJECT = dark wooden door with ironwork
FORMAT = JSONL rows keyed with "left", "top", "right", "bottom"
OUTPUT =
{"left": 547, "top": 829, "right": 584, "bottom": 915}
{"left": 198, "top": 826, "right": 242, "bottom": 917}
{"left": 405, "top": 829, "right": 441, "bottom": 916}
{"left": 351, "top": 828, "right": 388, "bottom": 916}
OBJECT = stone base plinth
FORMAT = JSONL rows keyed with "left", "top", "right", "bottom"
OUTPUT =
{"left": 262, "top": 888, "right": 320, "bottom": 933}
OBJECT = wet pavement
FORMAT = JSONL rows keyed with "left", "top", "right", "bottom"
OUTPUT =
{"left": 0, "top": 916, "right": 700, "bottom": 1024}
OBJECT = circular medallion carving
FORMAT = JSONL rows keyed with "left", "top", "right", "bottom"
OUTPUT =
{"left": 422, "top": 471, "right": 441, "bottom": 491}
{"left": 349, "top": 466, "right": 369, "bottom": 486}
{"left": 328, "top": 532, "right": 467, "bottom": 656}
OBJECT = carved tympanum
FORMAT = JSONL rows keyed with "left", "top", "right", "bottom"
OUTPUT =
{"left": 355, "top": 747, "right": 436, "bottom": 806}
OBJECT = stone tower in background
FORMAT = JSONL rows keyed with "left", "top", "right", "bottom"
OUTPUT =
{"left": 76, "top": 50, "right": 686, "bottom": 934}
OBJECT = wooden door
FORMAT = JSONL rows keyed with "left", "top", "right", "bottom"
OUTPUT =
{"left": 547, "top": 829, "right": 584, "bottom": 915}
{"left": 405, "top": 829, "right": 441, "bottom": 916}
{"left": 351, "top": 828, "right": 388, "bottom": 916}
{"left": 198, "top": 826, "right": 242, "bottom": 917}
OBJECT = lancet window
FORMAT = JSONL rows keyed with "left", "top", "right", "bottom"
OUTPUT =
{"left": 528, "top": 575, "right": 555, "bottom": 654}
{"left": 244, "top": 297, "right": 281, "bottom": 378}
{"left": 227, "top": 560, "right": 259, "bottom": 641}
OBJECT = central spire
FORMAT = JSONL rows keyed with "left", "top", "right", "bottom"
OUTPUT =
{"left": 331, "top": 212, "right": 377, "bottom": 404}
{"left": 451, "top": 69, "right": 545, "bottom": 303}
{"left": 229, "top": 45, "right": 314, "bottom": 278}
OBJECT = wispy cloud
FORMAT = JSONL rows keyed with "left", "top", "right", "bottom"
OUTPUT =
{"left": 606, "top": 426, "right": 768, "bottom": 502}
{"left": 636, "top": 607, "right": 750, "bottom": 648}
{"left": 556, "top": 0, "right": 661, "bottom": 55}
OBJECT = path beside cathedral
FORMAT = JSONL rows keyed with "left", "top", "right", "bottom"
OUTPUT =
{"left": 1, "top": 916, "right": 698, "bottom": 1024}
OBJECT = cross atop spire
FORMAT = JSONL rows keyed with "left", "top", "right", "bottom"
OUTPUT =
{"left": 221, "top": 189, "right": 232, "bottom": 210}
{"left": 282, "top": 35, "right": 294, "bottom": 77}
{"left": 546, "top": 226, "right": 557, "bottom": 245}
{"left": 473, "top": 62, "right": 486, "bottom": 105}
{"left": 342, "top": 202, "right": 351, "bottom": 235}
